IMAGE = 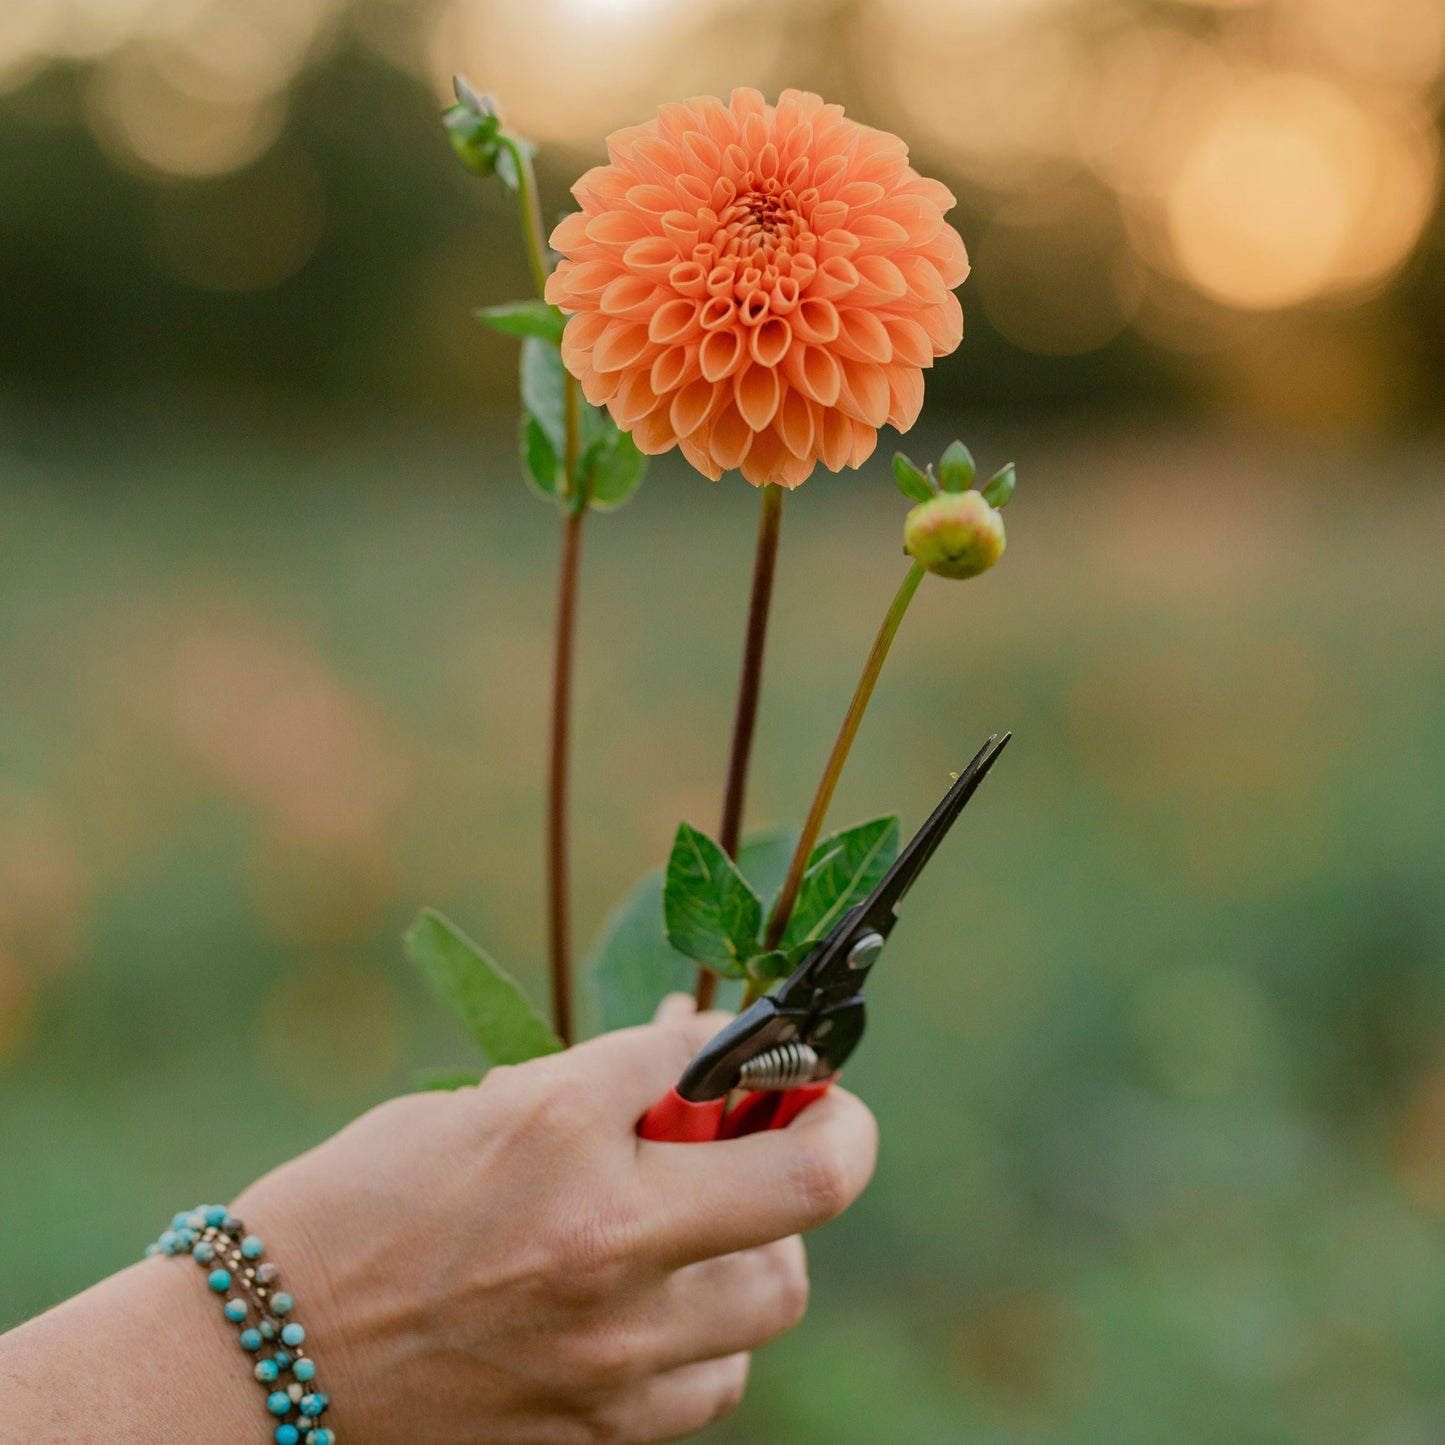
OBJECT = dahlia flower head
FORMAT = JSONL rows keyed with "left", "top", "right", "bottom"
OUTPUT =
{"left": 545, "top": 88, "right": 968, "bottom": 488}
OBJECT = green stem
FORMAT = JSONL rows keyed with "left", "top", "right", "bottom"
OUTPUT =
{"left": 696, "top": 485, "right": 784, "bottom": 1011}
{"left": 500, "top": 128, "right": 587, "bottom": 1042}
{"left": 753, "top": 560, "right": 927, "bottom": 991}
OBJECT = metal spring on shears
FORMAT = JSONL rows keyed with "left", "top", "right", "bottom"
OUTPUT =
{"left": 738, "top": 1041, "right": 822, "bottom": 1092}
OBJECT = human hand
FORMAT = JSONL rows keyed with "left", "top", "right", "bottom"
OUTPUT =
{"left": 233, "top": 995, "right": 878, "bottom": 1444}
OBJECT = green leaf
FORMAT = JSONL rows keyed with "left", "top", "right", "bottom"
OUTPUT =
{"left": 893, "top": 452, "right": 934, "bottom": 503}
{"left": 586, "top": 830, "right": 795, "bottom": 1030}
{"left": 405, "top": 909, "right": 563, "bottom": 1066}
{"left": 746, "top": 949, "right": 792, "bottom": 983}
{"left": 780, "top": 815, "right": 900, "bottom": 949}
{"left": 937, "top": 440, "right": 976, "bottom": 493}
{"left": 664, "top": 823, "right": 764, "bottom": 975}
{"left": 578, "top": 424, "right": 646, "bottom": 511}
{"left": 476, "top": 299, "right": 567, "bottom": 345}
{"left": 980, "top": 462, "right": 1016, "bottom": 509}
{"left": 413, "top": 1068, "right": 483, "bottom": 1091}
{"left": 520, "top": 337, "right": 566, "bottom": 457}
{"left": 520, "top": 413, "right": 563, "bottom": 501}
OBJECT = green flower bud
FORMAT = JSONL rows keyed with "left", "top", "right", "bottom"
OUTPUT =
{"left": 904, "top": 490, "right": 1006, "bottom": 579}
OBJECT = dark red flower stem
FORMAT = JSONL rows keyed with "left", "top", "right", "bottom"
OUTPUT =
{"left": 695, "top": 483, "right": 784, "bottom": 1010}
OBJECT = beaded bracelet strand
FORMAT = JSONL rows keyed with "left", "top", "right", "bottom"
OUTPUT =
{"left": 147, "top": 1206, "right": 335, "bottom": 1445}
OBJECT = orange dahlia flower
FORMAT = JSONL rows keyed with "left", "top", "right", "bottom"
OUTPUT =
{"left": 544, "top": 88, "right": 968, "bottom": 488}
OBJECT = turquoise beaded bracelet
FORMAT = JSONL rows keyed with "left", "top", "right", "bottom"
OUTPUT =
{"left": 147, "top": 1206, "right": 335, "bottom": 1445}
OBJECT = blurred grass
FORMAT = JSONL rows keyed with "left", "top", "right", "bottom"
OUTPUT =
{"left": 2, "top": 413, "right": 1444, "bottom": 1443}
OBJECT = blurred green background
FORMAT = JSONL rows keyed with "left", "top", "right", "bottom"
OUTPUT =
{"left": 3, "top": 0, "right": 1445, "bottom": 1441}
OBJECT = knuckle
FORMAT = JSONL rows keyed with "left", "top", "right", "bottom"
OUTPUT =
{"left": 711, "top": 1355, "right": 750, "bottom": 1421}
{"left": 570, "top": 1322, "right": 646, "bottom": 1392}
{"left": 774, "top": 1247, "right": 810, "bottom": 1331}
{"left": 556, "top": 1200, "right": 643, "bottom": 1285}
{"left": 789, "top": 1141, "right": 852, "bottom": 1224}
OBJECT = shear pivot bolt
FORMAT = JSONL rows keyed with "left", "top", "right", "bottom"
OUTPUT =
{"left": 846, "top": 933, "right": 885, "bottom": 971}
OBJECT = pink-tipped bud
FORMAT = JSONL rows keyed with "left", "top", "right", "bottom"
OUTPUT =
{"left": 904, "top": 490, "right": 1006, "bottom": 579}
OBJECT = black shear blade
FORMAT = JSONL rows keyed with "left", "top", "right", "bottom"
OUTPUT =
{"left": 791, "top": 732, "right": 1011, "bottom": 997}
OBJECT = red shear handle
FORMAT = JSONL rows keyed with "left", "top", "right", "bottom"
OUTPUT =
{"left": 638, "top": 1081, "right": 834, "bottom": 1143}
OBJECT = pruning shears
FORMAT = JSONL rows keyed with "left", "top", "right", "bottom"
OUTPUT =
{"left": 639, "top": 732, "right": 1011, "bottom": 1143}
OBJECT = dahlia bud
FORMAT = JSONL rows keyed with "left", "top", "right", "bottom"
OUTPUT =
{"left": 904, "top": 489, "right": 1006, "bottom": 580}
{"left": 442, "top": 76, "right": 503, "bottom": 179}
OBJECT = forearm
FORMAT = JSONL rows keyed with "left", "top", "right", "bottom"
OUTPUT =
{"left": 0, "top": 1257, "right": 260, "bottom": 1441}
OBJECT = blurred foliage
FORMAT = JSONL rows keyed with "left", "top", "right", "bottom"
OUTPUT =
{"left": 2, "top": 416, "right": 1444, "bottom": 1442}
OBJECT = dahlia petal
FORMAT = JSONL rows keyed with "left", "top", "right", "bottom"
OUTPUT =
{"left": 886, "top": 195, "right": 947, "bottom": 247}
{"left": 699, "top": 296, "right": 738, "bottom": 331}
{"left": 668, "top": 260, "right": 709, "bottom": 297}
{"left": 811, "top": 199, "right": 849, "bottom": 232}
{"left": 730, "top": 87, "right": 768, "bottom": 123}
{"left": 561, "top": 259, "right": 622, "bottom": 296}
{"left": 670, "top": 376, "right": 719, "bottom": 438}
{"left": 699, "top": 328, "right": 744, "bottom": 382}
{"left": 817, "top": 230, "right": 862, "bottom": 262}
{"left": 811, "top": 156, "right": 849, "bottom": 196}
{"left": 738, "top": 291, "right": 770, "bottom": 327}
{"left": 708, "top": 401, "right": 753, "bottom": 470}
{"left": 579, "top": 368, "right": 619, "bottom": 407}
{"left": 835, "top": 308, "right": 893, "bottom": 364}
{"left": 919, "top": 292, "right": 964, "bottom": 353}
{"left": 847, "top": 419, "right": 878, "bottom": 468}
{"left": 776, "top": 449, "right": 817, "bottom": 488}
{"left": 610, "top": 367, "right": 663, "bottom": 428}
{"left": 749, "top": 317, "right": 791, "bottom": 368}
{"left": 739, "top": 425, "right": 786, "bottom": 486}
{"left": 770, "top": 276, "right": 801, "bottom": 315}
{"left": 838, "top": 360, "right": 890, "bottom": 428}
{"left": 632, "top": 404, "right": 678, "bottom": 455}
{"left": 661, "top": 211, "right": 702, "bottom": 250}
{"left": 592, "top": 322, "right": 654, "bottom": 374}
{"left": 742, "top": 112, "right": 768, "bottom": 156}
{"left": 621, "top": 236, "right": 681, "bottom": 279}
{"left": 810, "top": 257, "right": 861, "bottom": 301}
{"left": 550, "top": 211, "right": 592, "bottom": 252}
{"left": 782, "top": 343, "right": 842, "bottom": 407}
{"left": 895, "top": 254, "right": 948, "bottom": 306}
{"left": 777, "top": 386, "right": 815, "bottom": 458}
{"left": 626, "top": 183, "right": 681, "bottom": 215}
{"left": 818, "top": 407, "right": 853, "bottom": 471}
{"left": 586, "top": 211, "right": 655, "bottom": 248}
{"left": 851, "top": 254, "right": 909, "bottom": 305}
{"left": 790, "top": 297, "right": 841, "bottom": 345}
{"left": 850, "top": 214, "right": 910, "bottom": 248}
{"left": 838, "top": 180, "right": 885, "bottom": 211}
{"left": 679, "top": 435, "right": 723, "bottom": 481}
{"left": 924, "top": 224, "right": 971, "bottom": 288}
{"left": 574, "top": 164, "right": 632, "bottom": 206}
{"left": 600, "top": 274, "right": 666, "bottom": 320}
{"left": 676, "top": 173, "right": 712, "bottom": 208}
{"left": 563, "top": 310, "right": 611, "bottom": 349}
{"left": 883, "top": 316, "right": 934, "bottom": 369}
{"left": 651, "top": 343, "right": 700, "bottom": 394}
{"left": 648, "top": 297, "right": 701, "bottom": 344}
{"left": 885, "top": 363, "right": 925, "bottom": 431}
{"left": 734, "top": 361, "right": 781, "bottom": 431}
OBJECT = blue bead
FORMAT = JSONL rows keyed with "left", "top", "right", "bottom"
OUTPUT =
{"left": 280, "top": 1323, "right": 305, "bottom": 1347}
{"left": 239, "top": 1329, "right": 262, "bottom": 1353}
{"left": 158, "top": 1231, "right": 181, "bottom": 1256}
{"left": 224, "top": 1299, "right": 248, "bottom": 1323}
{"left": 175, "top": 1228, "right": 197, "bottom": 1250}
{"left": 260, "top": 1321, "right": 276, "bottom": 1341}
{"left": 193, "top": 1242, "right": 215, "bottom": 1264}
{"left": 274, "top": 1428, "right": 300, "bottom": 1445}
{"left": 306, "top": 1430, "right": 334, "bottom": 1445}
{"left": 241, "top": 1235, "right": 264, "bottom": 1259}
{"left": 272, "top": 1292, "right": 294, "bottom": 1316}
{"left": 185, "top": 1211, "right": 207, "bottom": 1231}
{"left": 204, "top": 1206, "right": 229, "bottom": 1227}
{"left": 273, "top": 1351, "right": 292, "bottom": 1370}
{"left": 291, "top": 1359, "right": 315, "bottom": 1383}
{"left": 223, "top": 1215, "right": 244, "bottom": 1234}
{"left": 266, "top": 1391, "right": 292, "bottom": 1417}
{"left": 255, "top": 1359, "right": 280, "bottom": 1384}
{"left": 171, "top": 1211, "right": 192, "bottom": 1231}
{"left": 144, "top": 1243, "right": 159, "bottom": 1258}
{"left": 208, "top": 1269, "right": 231, "bottom": 1293}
